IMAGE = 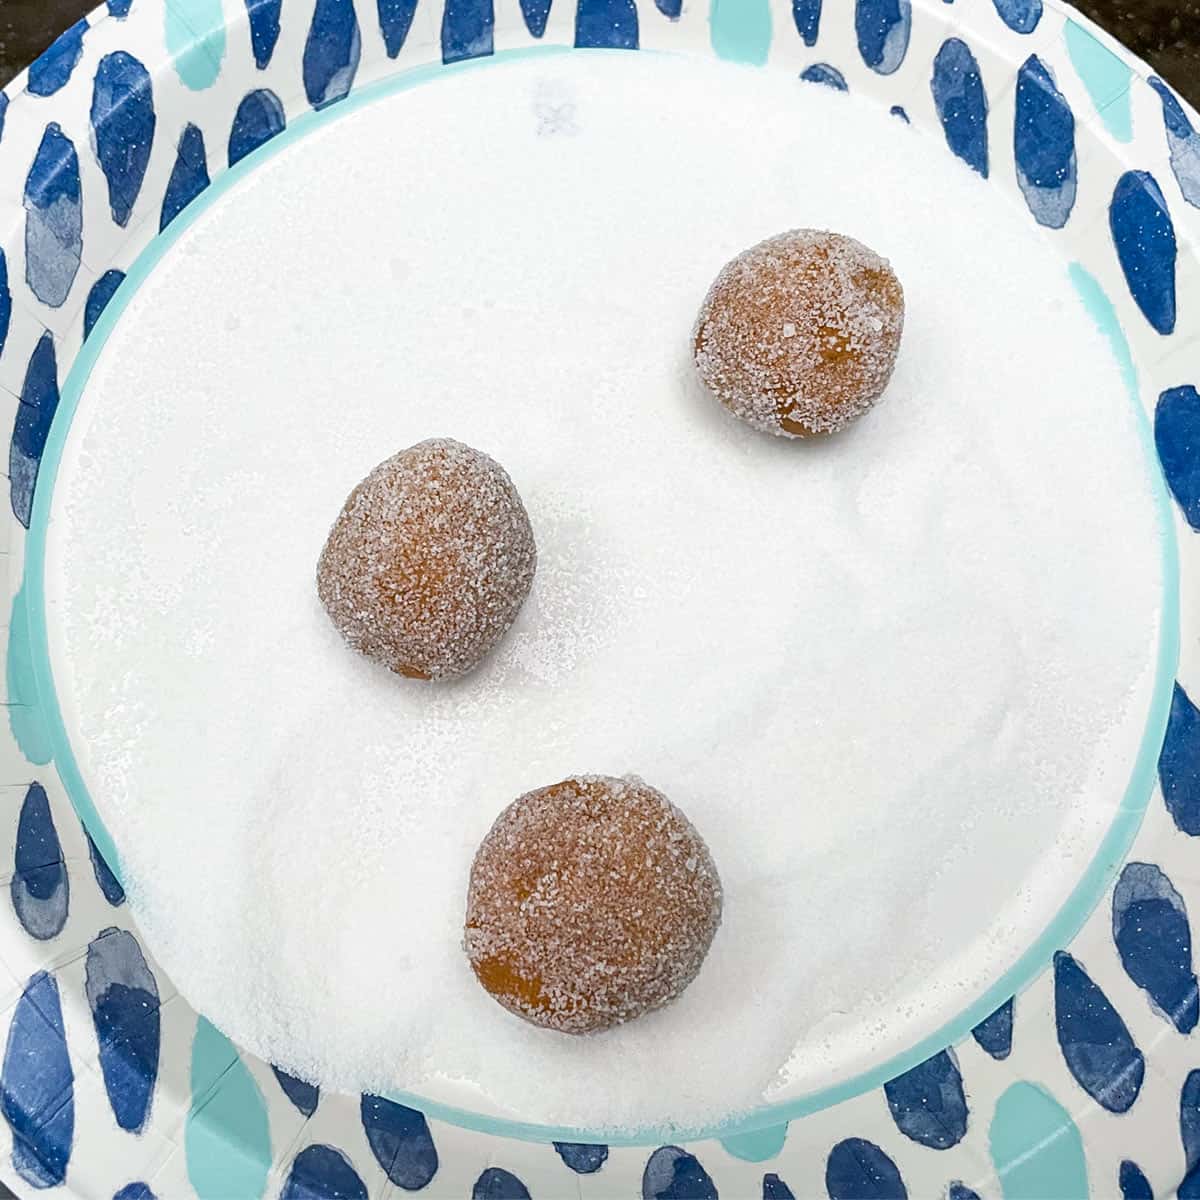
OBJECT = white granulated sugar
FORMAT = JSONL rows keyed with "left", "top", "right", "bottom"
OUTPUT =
{"left": 49, "top": 53, "right": 1164, "bottom": 1134}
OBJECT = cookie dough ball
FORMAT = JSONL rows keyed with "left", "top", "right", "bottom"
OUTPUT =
{"left": 317, "top": 438, "right": 536, "bottom": 680}
{"left": 693, "top": 229, "right": 904, "bottom": 437}
{"left": 465, "top": 775, "right": 723, "bottom": 1034}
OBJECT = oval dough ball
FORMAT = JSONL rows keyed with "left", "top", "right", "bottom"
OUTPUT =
{"left": 317, "top": 438, "right": 537, "bottom": 680}
{"left": 693, "top": 228, "right": 905, "bottom": 437}
{"left": 465, "top": 775, "right": 723, "bottom": 1034}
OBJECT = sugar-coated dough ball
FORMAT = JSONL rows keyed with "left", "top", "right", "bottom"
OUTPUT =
{"left": 464, "top": 775, "right": 723, "bottom": 1034}
{"left": 693, "top": 229, "right": 905, "bottom": 437}
{"left": 317, "top": 438, "right": 537, "bottom": 680}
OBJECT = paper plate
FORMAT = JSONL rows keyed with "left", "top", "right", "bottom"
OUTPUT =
{"left": 0, "top": 0, "right": 1197, "bottom": 1195}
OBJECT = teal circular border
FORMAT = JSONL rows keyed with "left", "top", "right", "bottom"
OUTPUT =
{"left": 18, "top": 46, "right": 1183, "bottom": 1147}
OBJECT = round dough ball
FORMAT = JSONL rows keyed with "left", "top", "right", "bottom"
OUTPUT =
{"left": 464, "top": 775, "right": 723, "bottom": 1034}
{"left": 317, "top": 438, "right": 536, "bottom": 680}
{"left": 693, "top": 228, "right": 905, "bottom": 437}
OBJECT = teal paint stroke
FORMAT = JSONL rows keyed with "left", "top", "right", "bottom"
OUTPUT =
{"left": 165, "top": 0, "right": 227, "bottom": 90}
{"left": 990, "top": 1082, "right": 1089, "bottom": 1199}
{"left": 720, "top": 1123, "right": 789, "bottom": 1161}
{"left": 1064, "top": 20, "right": 1132, "bottom": 142}
{"left": 7, "top": 584, "right": 53, "bottom": 766}
{"left": 1069, "top": 262, "right": 1137, "bottom": 401}
{"left": 711, "top": 0, "right": 772, "bottom": 65}
{"left": 186, "top": 1018, "right": 272, "bottom": 1200}
{"left": 22, "top": 47, "right": 1182, "bottom": 1148}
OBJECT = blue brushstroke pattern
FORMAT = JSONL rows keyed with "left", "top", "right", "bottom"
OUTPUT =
{"left": 948, "top": 1186, "right": 980, "bottom": 1200}
{"left": 793, "top": 0, "right": 820, "bottom": 44}
{"left": 992, "top": 0, "right": 1040, "bottom": 32}
{"left": 281, "top": 1145, "right": 368, "bottom": 1200}
{"left": 1063, "top": 23, "right": 1130, "bottom": 141}
{"left": 304, "top": 0, "right": 362, "bottom": 110}
{"left": 0, "top": 94, "right": 9, "bottom": 143}
{"left": 7, "top": 581, "right": 53, "bottom": 766}
{"left": 883, "top": 1050, "right": 968, "bottom": 1149}
{"left": 272, "top": 1066, "right": 319, "bottom": 1117}
{"left": 521, "top": 0, "right": 552, "bottom": 35}
{"left": 1183, "top": 1070, "right": 1200, "bottom": 1199}
{"left": 10, "top": 782, "right": 68, "bottom": 941}
{"left": 86, "top": 928, "right": 160, "bottom": 1133}
{"left": 86, "top": 829, "right": 125, "bottom": 904}
{"left": 229, "top": 89, "right": 286, "bottom": 165}
{"left": 971, "top": 997, "right": 1013, "bottom": 1059}
{"left": 643, "top": 1147, "right": 718, "bottom": 1200}
{"left": 379, "top": 0, "right": 420, "bottom": 54}
{"left": 186, "top": 1019, "right": 271, "bottom": 1198}
{"left": 166, "top": 0, "right": 226, "bottom": 91}
{"left": 655, "top": 0, "right": 682, "bottom": 14}
{"left": 29, "top": 20, "right": 86, "bottom": 97}
{"left": 1154, "top": 75, "right": 1193, "bottom": 140}
{"left": 575, "top": 0, "right": 638, "bottom": 48}
{"left": 1148, "top": 77, "right": 1200, "bottom": 207}
{"left": 108, "top": 0, "right": 134, "bottom": 16}
{"left": 1119, "top": 1160, "right": 1152, "bottom": 1200}
{"left": 826, "top": 1139, "right": 907, "bottom": 1199}
{"left": 113, "top": 1185, "right": 156, "bottom": 1200}
{"left": 720, "top": 1125, "right": 788, "bottom": 1163}
{"left": 91, "top": 52, "right": 156, "bottom": 228}
{"left": 85, "top": 270, "right": 126, "bottom": 341}
{"left": 1113, "top": 860, "right": 1199, "bottom": 1033}
{"left": 442, "top": 0, "right": 494, "bottom": 61}
{"left": 763, "top": 1174, "right": 795, "bottom": 1200}
{"left": 1161, "top": 680, "right": 1200, "bottom": 830}
{"left": 161, "top": 123, "right": 210, "bottom": 231}
{"left": 712, "top": 0, "right": 769, "bottom": 56}
{"left": 1, "top": 972, "right": 73, "bottom": 1188}
{"left": 855, "top": 0, "right": 909, "bottom": 74}
{"left": 1014, "top": 55, "right": 1077, "bottom": 227}
{"left": 890, "top": 105, "right": 909, "bottom": 122}
{"left": 361, "top": 1094, "right": 438, "bottom": 1189}
{"left": 23, "top": 123, "right": 82, "bottom": 308}
{"left": 801, "top": 63, "right": 847, "bottom": 90}
{"left": 1054, "top": 950, "right": 1144, "bottom": 1112}
{"left": 555, "top": 1142, "right": 608, "bottom": 1173}
{"left": 1156, "top": 389, "right": 1200, "bottom": 531}
{"left": 990, "top": 1081, "right": 1087, "bottom": 1199}
{"left": 11, "top": 332, "right": 59, "bottom": 529}
{"left": 246, "top": 0, "right": 283, "bottom": 68}
{"left": 0, "top": 249, "right": 11, "bottom": 357}
{"left": 931, "top": 38, "right": 988, "bottom": 176}
{"left": 474, "top": 1168, "right": 532, "bottom": 1200}
{"left": 1110, "top": 169, "right": 1177, "bottom": 334}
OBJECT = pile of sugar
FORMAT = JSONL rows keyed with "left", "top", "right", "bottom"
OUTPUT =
{"left": 49, "top": 54, "right": 1165, "bottom": 1133}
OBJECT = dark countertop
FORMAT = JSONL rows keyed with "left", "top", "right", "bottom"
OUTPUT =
{"left": 1, "top": 0, "right": 1199, "bottom": 102}
{"left": 1075, "top": 0, "right": 1200, "bottom": 98}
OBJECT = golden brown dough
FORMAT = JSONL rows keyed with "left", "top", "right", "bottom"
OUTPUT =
{"left": 465, "top": 775, "right": 722, "bottom": 1034}
{"left": 317, "top": 438, "right": 536, "bottom": 680}
{"left": 694, "top": 229, "right": 904, "bottom": 437}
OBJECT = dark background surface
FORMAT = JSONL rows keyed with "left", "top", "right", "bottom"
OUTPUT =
{"left": 1075, "top": 0, "right": 1200, "bottom": 98}
{"left": 0, "top": 0, "right": 1194, "bottom": 1197}
{"left": 0, "top": 0, "right": 1199, "bottom": 101}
